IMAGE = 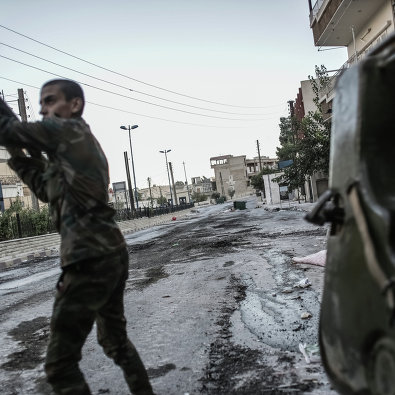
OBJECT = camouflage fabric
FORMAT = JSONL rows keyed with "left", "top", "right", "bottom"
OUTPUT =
{"left": 8, "top": 155, "right": 50, "bottom": 203}
{"left": 45, "top": 249, "right": 153, "bottom": 395}
{"left": 0, "top": 116, "right": 125, "bottom": 267}
{"left": 0, "top": 105, "right": 153, "bottom": 394}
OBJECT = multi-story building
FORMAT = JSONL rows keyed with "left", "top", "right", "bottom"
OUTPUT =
{"left": 305, "top": 0, "right": 395, "bottom": 200}
{"left": 190, "top": 176, "right": 212, "bottom": 194}
{"left": 291, "top": 80, "right": 330, "bottom": 202}
{"left": 210, "top": 155, "right": 251, "bottom": 199}
{"left": 210, "top": 154, "right": 280, "bottom": 200}
{"left": 245, "top": 156, "right": 278, "bottom": 177}
{"left": 308, "top": 0, "right": 395, "bottom": 106}
{"left": 294, "top": 80, "right": 317, "bottom": 122}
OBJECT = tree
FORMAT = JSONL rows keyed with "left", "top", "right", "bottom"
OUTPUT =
{"left": 175, "top": 181, "right": 185, "bottom": 187}
{"left": 228, "top": 188, "right": 235, "bottom": 199}
{"left": 156, "top": 196, "right": 167, "bottom": 206}
{"left": 8, "top": 198, "right": 23, "bottom": 213}
{"left": 191, "top": 191, "right": 207, "bottom": 203}
{"left": 250, "top": 166, "right": 276, "bottom": 191}
{"left": 309, "top": 65, "right": 331, "bottom": 113}
{"left": 275, "top": 65, "right": 331, "bottom": 192}
{"left": 211, "top": 192, "right": 220, "bottom": 200}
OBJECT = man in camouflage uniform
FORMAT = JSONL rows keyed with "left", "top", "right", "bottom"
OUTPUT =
{"left": 0, "top": 79, "right": 154, "bottom": 395}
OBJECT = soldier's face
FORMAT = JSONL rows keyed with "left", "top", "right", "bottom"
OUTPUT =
{"left": 39, "top": 85, "right": 81, "bottom": 119}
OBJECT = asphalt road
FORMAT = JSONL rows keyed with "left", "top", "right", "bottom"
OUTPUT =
{"left": 0, "top": 198, "right": 336, "bottom": 394}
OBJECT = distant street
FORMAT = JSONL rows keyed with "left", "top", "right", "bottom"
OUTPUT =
{"left": 0, "top": 199, "right": 335, "bottom": 395}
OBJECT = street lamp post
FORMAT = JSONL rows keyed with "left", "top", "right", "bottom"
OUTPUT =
{"left": 123, "top": 151, "right": 134, "bottom": 213}
{"left": 159, "top": 149, "right": 173, "bottom": 206}
{"left": 120, "top": 125, "right": 139, "bottom": 209}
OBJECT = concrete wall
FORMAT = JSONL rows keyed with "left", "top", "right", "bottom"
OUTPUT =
{"left": 305, "top": 171, "right": 329, "bottom": 202}
{"left": 300, "top": 80, "right": 318, "bottom": 115}
{"left": 263, "top": 173, "right": 281, "bottom": 205}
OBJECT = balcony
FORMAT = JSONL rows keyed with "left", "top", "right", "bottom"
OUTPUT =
{"left": 309, "top": 0, "right": 387, "bottom": 47}
{"left": 317, "top": 20, "right": 392, "bottom": 106}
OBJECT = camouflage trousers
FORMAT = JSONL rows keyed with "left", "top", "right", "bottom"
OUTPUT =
{"left": 45, "top": 248, "right": 153, "bottom": 395}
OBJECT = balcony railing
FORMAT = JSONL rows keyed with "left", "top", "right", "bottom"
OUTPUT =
{"left": 310, "top": 0, "right": 329, "bottom": 25}
{"left": 318, "top": 22, "right": 392, "bottom": 101}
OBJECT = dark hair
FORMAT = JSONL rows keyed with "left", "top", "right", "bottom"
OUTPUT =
{"left": 42, "top": 79, "right": 85, "bottom": 117}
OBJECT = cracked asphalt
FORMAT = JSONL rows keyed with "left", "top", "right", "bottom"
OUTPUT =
{"left": 0, "top": 198, "right": 337, "bottom": 394}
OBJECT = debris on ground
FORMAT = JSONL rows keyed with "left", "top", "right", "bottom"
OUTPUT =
{"left": 292, "top": 250, "right": 326, "bottom": 267}
{"left": 301, "top": 312, "right": 312, "bottom": 319}
{"left": 298, "top": 343, "right": 320, "bottom": 364}
{"left": 295, "top": 278, "right": 312, "bottom": 288}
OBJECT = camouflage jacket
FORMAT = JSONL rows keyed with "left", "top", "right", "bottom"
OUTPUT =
{"left": 0, "top": 116, "right": 126, "bottom": 268}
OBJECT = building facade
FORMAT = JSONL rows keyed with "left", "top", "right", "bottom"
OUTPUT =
{"left": 210, "top": 155, "right": 251, "bottom": 199}
{"left": 305, "top": 0, "right": 395, "bottom": 200}
{"left": 210, "top": 154, "right": 280, "bottom": 200}
{"left": 308, "top": 0, "right": 395, "bottom": 106}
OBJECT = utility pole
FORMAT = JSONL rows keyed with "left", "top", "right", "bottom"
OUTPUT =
{"left": 256, "top": 140, "right": 263, "bottom": 171}
{"left": 288, "top": 100, "right": 300, "bottom": 203}
{"left": 182, "top": 161, "right": 191, "bottom": 203}
{"left": 123, "top": 151, "right": 135, "bottom": 212}
{"left": 17, "top": 89, "right": 28, "bottom": 122}
{"left": 159, "top": 149, "right": 173, "bottom": 206}
{"left": 147, "top": 177, "right": 153, "bottom": 208}
{"left": 168, "top": 162, "right": 178, "bottom": 205}
{"left": 18, "top": 89, "right": 40, "bottom": 211}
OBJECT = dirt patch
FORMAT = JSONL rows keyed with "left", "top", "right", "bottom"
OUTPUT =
{"left": 2, "top": 316, "right": 50, "bottom": 371}
{"left": 131, "top": 266, "right": 169, "bottom": 290}
{"left": 147, "top": 363, "right": 176, "bottom": 378}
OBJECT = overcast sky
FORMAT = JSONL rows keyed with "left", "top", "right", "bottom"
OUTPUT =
{"left": 0, "top": 1, "right": 347, "bottom": 189}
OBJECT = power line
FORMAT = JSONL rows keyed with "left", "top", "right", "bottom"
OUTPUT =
{"left": 0, "top": 55, "right": 279, "bottom": 121}
{"left": 0, "top": 24, "right": 275, "bottom": 109}
{"left": 0, "top": 76, "right": 282, "bottom": 128}
{"left": 0, "top": 42, "right": 280, "bottom": 116}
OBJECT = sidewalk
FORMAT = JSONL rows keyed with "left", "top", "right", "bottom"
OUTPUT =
{"left": 257, "top": 200, "right": 315, "bottom": 213}
{"left": 0, "top": 209, "right": 194, "bottom": 270}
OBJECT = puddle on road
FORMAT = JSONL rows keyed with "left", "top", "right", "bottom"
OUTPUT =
{"left": 2, "top": 316, "right": 50, "bottom": 371}
{"left": 130, "top": 266, "right": 169, "bottom": 291}
{"left": 147, "top": 363, "right": 176, "bottom": 379}
{"left": 236, "top": 248, "right": 321, "bottom": 351}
